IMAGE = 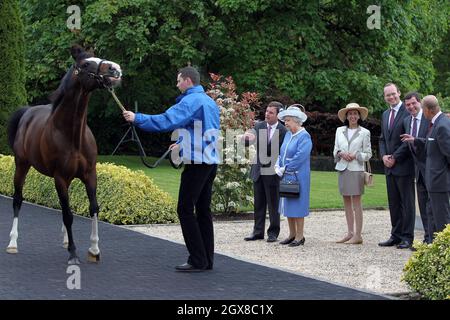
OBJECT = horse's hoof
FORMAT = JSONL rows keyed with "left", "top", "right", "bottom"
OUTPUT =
{"left": 6, "top": 247, "right": 18, "bottom": 254}
{"left": 87, "top": 251, "right": 100, "bottom": 263}
{"left": 63, "top": 242, "right": 69, "bottom": 249}
{"left": 68, "top": 257, "right": 81, "bottom": 265}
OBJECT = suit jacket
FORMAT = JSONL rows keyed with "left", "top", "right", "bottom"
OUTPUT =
{"left": 399, "top": 114, "right": 429, "bottom": 179}
{"left": 379, "top": 102, "right": 414, "bottom": 176}
{"left": 414, "top": 113, "right": 450, "bottom": 192}
{"left": 333, "top": 126, "right": 372, "bottom": 171}
{"left": 250, "top": 121, "right": 287, "bottom": 181}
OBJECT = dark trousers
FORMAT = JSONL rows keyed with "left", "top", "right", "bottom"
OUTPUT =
{"left": 428, "top": 191, "right": 450, "bottom": 241}
{"left": 177, "top": 164, "right": 217, "bottom": 269}
{"left": 252, "top": 174, "right": 280, "bottom": 238}
{"left": 416, "top": 173, "right": 431, "bottom": 243}
{"left": 386, "top": 174, "right": 415, "bottom": 242}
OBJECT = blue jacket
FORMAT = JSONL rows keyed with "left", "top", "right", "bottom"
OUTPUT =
{"left": 133, "top": 85, "right": 220, "bottom": 164}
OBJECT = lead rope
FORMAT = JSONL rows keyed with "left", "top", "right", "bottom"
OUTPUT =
{"left": 107, "top": 87, "right": 182, "bottom": 169}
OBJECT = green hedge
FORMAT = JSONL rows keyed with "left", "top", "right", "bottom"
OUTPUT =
{"left": 403, "top": 225, "right": 450, "bottom": 300}
{"left": 0, "top": 155, "right": 177, "bottom": 225}
{"left": 0, "top": 0, "right": 27, "bottom": 154}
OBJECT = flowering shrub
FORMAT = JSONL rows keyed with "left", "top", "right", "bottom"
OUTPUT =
{"left": 207, "top": 74, "right": 257, "bottom": 214}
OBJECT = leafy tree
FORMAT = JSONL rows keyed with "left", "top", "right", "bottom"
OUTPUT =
{"left": 19, "top": 0, "right": 449, "bottom": 154}
{"left": 433, "top": 30, "right": 449, "bottom": 111}
{"left": 0, "top": 0, "right": 27, "bottom": 154}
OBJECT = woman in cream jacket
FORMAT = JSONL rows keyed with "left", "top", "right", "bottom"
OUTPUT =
{"left": 333, "top": 103, "right": 372, "bottom": 244}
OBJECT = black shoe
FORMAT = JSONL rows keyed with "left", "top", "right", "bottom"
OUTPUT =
{"left": 267, "top": 235, "right": 277, "bottom": 243}
{"left": 397, "top": 241, "right": 412, "bottom": 249}
{"left": 288, "top": 237, "right": 305, "bottom": 247}
{"left": 280, "top": 237, "right": 295, "bottom": 245}
{"left": 175, "top": 263, "right": 206, "bottom": 272}
{"left": 244, "top": 234, "right": 264, "bottom": 241}
{"left": 378, "top": 238, "right": 401, "bottom": 247}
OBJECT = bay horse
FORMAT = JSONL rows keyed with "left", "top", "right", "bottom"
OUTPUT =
{"left": 6, "top": 45, "right": 122, "bottom": 264}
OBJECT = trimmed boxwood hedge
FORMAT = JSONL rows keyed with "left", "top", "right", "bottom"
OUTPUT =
{"left": 403, "top": 225, "right": 450, "bottom": 300}
{"left": 0, "top": 154, "right": 177, "bottom": 225}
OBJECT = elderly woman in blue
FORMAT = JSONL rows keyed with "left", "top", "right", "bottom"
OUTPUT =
{"left": 274, "top": 105, "right": 312, "bottom": 247}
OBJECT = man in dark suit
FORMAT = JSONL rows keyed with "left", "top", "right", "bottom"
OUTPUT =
{"left": 398, "top": 92, "right": 432, "bottom": 244}
{"left": 378, "top": 83, "right": 416, "bottom": 249}
{"left": 243, "top": 101, "right": 287, "bottom": 242}
{"left": 402, "top": 95, "right": 450, "bottom": 240}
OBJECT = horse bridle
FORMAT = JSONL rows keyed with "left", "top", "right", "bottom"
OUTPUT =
{"left": 73, "top": 60, "right": 120, "bottom": 89}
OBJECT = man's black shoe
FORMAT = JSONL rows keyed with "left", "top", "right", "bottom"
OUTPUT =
{"left": 378, "top": 238, "right": 401, "bottom": 247}
{"left": 267, "top": 235, "right": 277, "bottom": 243}
{"left": 175, "top": 263, "right": 206, "bottom": 272}
{"left": 244, "top": 234, "right": 264, "bottom": 241}
{"left": 397, "top": 241, "right": 412, "bottom": 249}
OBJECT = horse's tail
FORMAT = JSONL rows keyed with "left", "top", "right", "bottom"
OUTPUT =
{"left": 7, "top": 107, "right": 29, "bottom": 151}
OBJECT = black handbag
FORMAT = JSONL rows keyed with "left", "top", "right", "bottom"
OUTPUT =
{"left": 279, "top": 171, "right": 300, "bottom": 198}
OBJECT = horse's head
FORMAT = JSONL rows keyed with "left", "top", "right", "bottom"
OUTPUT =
{"left": 71, "top": 44, "right": 122, "bottom": 91}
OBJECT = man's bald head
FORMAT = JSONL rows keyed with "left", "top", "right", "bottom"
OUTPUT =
{"left": 422, "top": 95, "right": 441, "bottom": 120}
{"left": 422, "top": 95, "right": 440, "bottom": 111}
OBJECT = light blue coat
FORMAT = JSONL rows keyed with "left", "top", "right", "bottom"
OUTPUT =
{"left": 133, "top": 85, "right": 220, "bottom": 164}
{"left": 277, "top": 129, "right": 312, "bottom": 218}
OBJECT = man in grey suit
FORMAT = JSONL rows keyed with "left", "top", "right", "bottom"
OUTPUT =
{"left": 378, "top": 83, "right": 416, "bottom": 249}
{"left": 402, "top": 95, "right": 450, "bottom": 241}
{"left": 243, "top": 102, "right": 287, "bottom": 242}
{"left": 398, "top": 92, "right": 432, "bottom": 244}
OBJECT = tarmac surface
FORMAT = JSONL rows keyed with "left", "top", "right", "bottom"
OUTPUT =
{"left": 0, "top": 195, "right": 387, "bottom": 300}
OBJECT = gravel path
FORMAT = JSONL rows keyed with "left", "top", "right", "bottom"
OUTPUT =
{"left": 125, "top": 209, "right": 421, "bottom": 297}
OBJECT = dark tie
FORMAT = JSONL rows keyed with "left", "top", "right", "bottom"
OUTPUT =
{"left": 411, "top": 117, "right": 418, "bottom": 137}
{"left": 427, "top": 122, "right": 433, "bottom": 136}
{"left": 267, "top": 125, "right": 272, "bottom": 142}
{"left": 389, "top": 108, "right": 396, "bottom": 130}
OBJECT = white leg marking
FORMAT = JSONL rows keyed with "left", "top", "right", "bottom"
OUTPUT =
{"left": 62, "top": 223, "right": 69, "bottom": 248}
{"left": 88, "top": 214, "right": 100, "bottom": 256}
{"left": 6, "top": 217, "right": 19, "bottom": 253}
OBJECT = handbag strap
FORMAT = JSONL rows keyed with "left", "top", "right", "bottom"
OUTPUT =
{"left": 281, "top": 171, "right": 299, "bottom": 181}
{"left": 365, "top": 161, "right": 372, "bottom": 173}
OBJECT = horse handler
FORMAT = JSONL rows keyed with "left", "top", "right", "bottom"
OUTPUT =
{"left": 123, "top": 66, "right": 220, "bottom": 272}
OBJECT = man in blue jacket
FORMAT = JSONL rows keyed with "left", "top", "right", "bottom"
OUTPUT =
{"left": 123, "top": 66, "right": 220, "bottom": 272}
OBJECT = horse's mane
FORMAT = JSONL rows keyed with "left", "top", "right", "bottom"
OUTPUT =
{"left": 49, "top": 51, "right": 94, "bottom": 112}
{"left": 49, "top": 66, "right": 74, "bottom": 112}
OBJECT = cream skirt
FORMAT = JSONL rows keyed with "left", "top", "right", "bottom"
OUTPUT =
{"left": 338, "top": 169, "right": 364, "bottom": 196}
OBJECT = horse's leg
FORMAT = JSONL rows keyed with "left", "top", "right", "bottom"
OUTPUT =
{"left": 6, "top": 162, "right": 30, "bottom": 254}
{"left": 55, "top": 177, "right": 80, "bottom": 265}
{"left": 61, "top": 223, "right": 69, "bottom": 248}
{"left": 84, "top": 173, "right": 100, "bottom": 263}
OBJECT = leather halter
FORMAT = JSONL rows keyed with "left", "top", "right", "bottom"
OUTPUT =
{"left": 73, "top": 59, "right": 115, "bottom": 88}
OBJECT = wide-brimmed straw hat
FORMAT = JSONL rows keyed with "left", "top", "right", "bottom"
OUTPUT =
{"left": 337, "top": 103, "right": 368, "bottom": 122}
{"left": 278, "top": 104, "right": 308, "bottom": 123}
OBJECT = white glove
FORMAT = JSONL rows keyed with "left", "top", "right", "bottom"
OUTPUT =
{"left": 274, "top": 165, "right": 286, "bottom": 177}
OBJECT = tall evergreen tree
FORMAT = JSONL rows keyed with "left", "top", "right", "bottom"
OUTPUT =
{"left": 0, "top": 0, "right": 27, "bottom": 154}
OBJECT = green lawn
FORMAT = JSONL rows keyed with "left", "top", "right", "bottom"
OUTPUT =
{"left": 98, "top": 155, "right": 181, "bottom": 200}
{"left": 98, "top": 155, "right": 388, "bottom": 209}
{"left": 310, "top": 171, "right": 387, "bottom": 209}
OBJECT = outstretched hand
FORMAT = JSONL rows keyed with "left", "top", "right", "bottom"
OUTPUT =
{"left": 123, "top": 111, "right": 135, "bottom": 123}
{"left": 400, "top": 133, "right": 415, "bottom": 143}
